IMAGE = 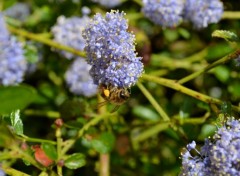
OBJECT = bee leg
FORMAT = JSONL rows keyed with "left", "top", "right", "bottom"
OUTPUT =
{"left": 96, "top": 101, "right": 108, "bottom": 110}
{"left": 110, "top": 105, "right": 120, "bottom": 113}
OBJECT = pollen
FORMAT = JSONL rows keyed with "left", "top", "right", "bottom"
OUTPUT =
{"left": 104, "top": 89, "right": 110, "bottom": 97}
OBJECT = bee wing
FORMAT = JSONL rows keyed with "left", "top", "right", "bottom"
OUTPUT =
{"left": 110, "top": 105, "right": 120, "bottom": 113}
{"left": 97, "top": 101, "right": 108, "bottom": 109}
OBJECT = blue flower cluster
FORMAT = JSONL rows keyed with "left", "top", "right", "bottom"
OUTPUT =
{"left": 3, "top": 2, "right": 30, "bottom": 22}
{"left": 65, "top": 58, "right": 97, "bottom": 97}
{"left": 0, "top": 168, "right": 5, "bottom": 176}
{"left": 142, "top": 0, "right": 223, "bottom": 28}
{"left": 180, "top": 119, "right": 240, "bottom": 175}
{"left": 51, "top": 15, "right": 90, "bottom": 59}
{"left": 0, "top": 14, "right": 27, "bottom": 86}
{"left": 184, "top": 0, "right": 224, "bottom": 29}
{"left": 91, "top": 0, "right": 122, "bottom": 8}
{"left": 142, "top": 0, "right": 184, "bottom": 28}
{"left": 82, "top": 10, "right": 144, "bottom": 88}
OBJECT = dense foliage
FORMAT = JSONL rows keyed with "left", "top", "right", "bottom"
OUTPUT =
{"left": 1, "top": 0, "right": 240, "bottom": 176}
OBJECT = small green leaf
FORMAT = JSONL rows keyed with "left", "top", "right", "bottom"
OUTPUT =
{"left": 213, "top": 66, "right": 230, "bottom": 83}
{"left": 10, "top": 110, "right": 23, "bottom": 135}
{"left": 22, "top": 159, "right": 31, "bottom": 166}
{"left": 25, "top": 6, "right": 52, "bottom": 26}
{"left": 228, "top": 82, "right": 240, "bottom": 97}
{"left": 24, "top": 43, "right": 39, "bottom": 64}
{"left": 221, "top": 102, "right": 232, "bottom": 116}
{"left": 206, "top": 43, "right": 233, "bottom": 61}
{"left": 91, "top": 132, "right": 115, "bottom": 154}
{"left": 212, "top": 30, "right": 239, "bottom": 42}
{"left": 64, "top": 153, "right": 86, "bottom": 169}
{"left": 0, "top": 123, "right": 15, "bottom": 147}
{"left": 178, "top": 28, "right": 190, "bottom": 39}
{"left": 0, "top": 85, "right": 37, "bottom": 115}
{"left": 42, "top": 143, "right": 58, "bottom": 160}
{"left": 198, "top": 124, "right": 216, "bottom": 141}
{"left": 132, "top": 105, "right": 159, "bottom": 121}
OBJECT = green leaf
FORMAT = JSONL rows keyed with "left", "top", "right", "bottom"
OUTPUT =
{"left": 178, "top": 28, "right": 190, "bottom": 39}
{"left": 42, "top": 143, "right": 58, "bottom": 160}
{"left": 0, "top": 123, "right": 15, "bottom": 147}
{"left": 25, "top": 6, "right": 52, "bottom": 26}
{"left": 206, "top": 43, "right": 233, "bottom": 61}
{"left": 0, "top": 85, "right": 37, "bottom": 115}
{"left": 91, "top": 132, "right": 115, "bottom": 154}
{"left": 198, "top": 124, "right": 216, "bottom": 141}
{"left": 132, "top": 105, "right": 159, "bottom": 121}
{"left": 213, "top": 66, "right": 230, "bottom": 83}
{"left": 64, "top": 153, "right": 86, "bottom": 169}
{"left": 24, "top": 43, "right": 39, "bottom": 64}
{"left": 228, "top": 82, "right": 240, "bottom": 97}
{"left": 10, "top": 110, "right": 23, "bottom": 135}
{"left": 212, "top": 30, "right": 239, "bottom": 42}
{"left": 221, "top": 102, "right": 232, "bottom": 116}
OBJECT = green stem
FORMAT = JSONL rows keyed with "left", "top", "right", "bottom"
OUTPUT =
{"left": 132, "top": 0, "right": 143, "bottom": 6}
{"left": 17, "top": 134, "right": 56, "bottom": 145}
{"left": 137, "top": 82, "right": 170, "bottom": 121}
{"left": 7, "top": 26, "right": 86, "bottom": 58}
{"left": 24, "top": 109, "right": 60, "bottom": 119}
{"left": 178, "top": 112, "right": 210, "bottom": 125}
{"left": 99, "top": 154, "right": 110, "bottom": 176}
{"left": 184, "top": 47, "right": 209, "bottom": 62}
{"left": 222, "top": 11, "right": 240, "bottom": 19}
{"left": 0, "top": 151, "right": 17, "bottom": 160}
{"left": 61, "top": 114, "right": 112, "bottom": 155}
{"left": 132, "top": 122, "right": 170, "bottom": 143}
{"left": 141, "top": 74, "right": 240, "bottom": 112}
{"left": 56, "top": 128, "right": 63, "bottom": 176}
{"left": 97, "top": 94, "right": 110, "bottom": 176}
{"left": 2, "top": 165, "right": 31, "bottom": 176}
{"left": 11, "top": 146, "right": 45, "bottom": 170}
{"left": 178, "top": 49, "right": 240, "bottom": 84}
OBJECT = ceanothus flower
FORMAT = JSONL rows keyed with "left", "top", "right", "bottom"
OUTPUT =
{"left": 51, "top": 15, "right": 90, "bottom": 59}
{"left": 0, "top": 14, "right": 27, "bottom": 86}
{"left": 3, "top": 2, "right": 30, "bottom": 22}
{"left": 82, "top": 10, "right": 144, "bottom": 88}
{"left": 0, "top": 168, "right": 5, "bottom": 176}
{"left": 142, "top": 0, "right": 184, "bottom": 28}
{"left": 183, "top": 0, "right": 223, "bottom": 29}
{"left": 0, "top": 15, "right": 9, "bottom": 40}
{"left": 180, "top": 119, "right": 240, "bottom": 176}
{"left": 65, "top": 58, "right": 97, "bottom": 97}
{"left": 91, "top": 0, "right": 122, "bottom": 8}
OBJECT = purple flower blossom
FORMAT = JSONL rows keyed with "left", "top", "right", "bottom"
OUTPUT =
{"left": 180, "top": 119, "right": 240, "bottom": 176}
{"left": 91, "top": 0, "right": 122, "bottom": 8}
{"left": 0, "top": 15, "right": 9, "bottom": 40}
{"left": 183, "top": 0, "right": 223, "bottom": 29}
{"left": 51, "top": 15, "right": 90, "bottom": 59}
{"left": 3, "top": 2, "right": 30, "bottom": 22}
{"left": 65, "top": 58, "right": 97, "bottom": 97}
{"left": 82, "top": 10, "right": 144, "bottom": 88}
{"left": 0, "top": 168, "right": 5, "bottom": 176}
{"left": 142, "top": 0, "right": 184, "bottom": 28}
{"left": 0, "top": 14, "right": 27, "bottom": 86}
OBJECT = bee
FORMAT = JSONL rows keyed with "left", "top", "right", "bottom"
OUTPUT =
{"left": 98, "top": 84, "right": 130, "bottom": 112}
